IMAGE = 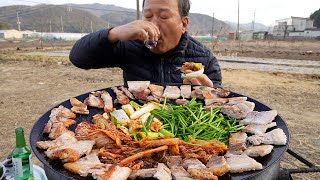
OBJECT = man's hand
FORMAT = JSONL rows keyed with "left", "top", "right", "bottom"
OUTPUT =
{"left": 183, "top": 74, "right": 214, "bottom": 87}
{"left": 108, "top": 20, "right": 160, "bottom": 43}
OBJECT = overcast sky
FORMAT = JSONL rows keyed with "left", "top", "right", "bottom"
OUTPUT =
{"left": 1, "top": 0, "right": 319, "bottom": 25}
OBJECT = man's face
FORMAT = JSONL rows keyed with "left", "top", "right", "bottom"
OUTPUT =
{"left": 143, "top": 0, "right": 188, "bottom": 54}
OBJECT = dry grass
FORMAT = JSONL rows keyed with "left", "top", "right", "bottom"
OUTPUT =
{"left": 205, "top": 40, "right": 320, "bottom": 60}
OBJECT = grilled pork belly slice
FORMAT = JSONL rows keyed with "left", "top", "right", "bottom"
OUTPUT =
{"left": 154, "top": 163, "right": 172, "bottom": 180}
{"left": 221, "top": 101, "right": 255, "bottom": 119}
{"left": 128, "top": 81, "right": 150, "bottom": 92}
{"left": 119, "top": 86, "right": 135, "bottom": 100}
{"left": 129, "top": 168, "right": 157, "bottom": 179}
{"left": 226, "top": 132, "right": 247, "bottom": 156}
{"left": 212, "top": 87, "right": 230, "bottom": 98}
{"left": 149, "top": 84, "right": 164, "bottom": 98}
{"left": 188, "top": 168, "right": 218, "bottom": 180}
{"left": 127, "top": 81, "right": 151, "bottom": 100}
{"left": 180, "top": 85, "right": 191, "bottom": 99}
{"left": 64, "top": 153, "right": 103, "bottom": 177}
{"left": 75, "top": 121, "right": 131, "bottom": 147}
{"left": 45, "top": 140, "right": 95, "bottom": 163}
{"left": 204, "top": 98, "right": 228, "bottom": 106}
{"left": 171, "top": 166, "right": 193, "bottom": 180}
{"left": 37, "top": 131, "right": 76, "bottom": 149}
{"left": 205, "top": 97, "right": 247, "bottom": 106}
{"left": 229, "top": 132, "right": 247, "bottom": 144}
{"left": 182, "top": 158, "right": 206, "bottom": 170}
{"left": 100, "top": 91, "right": 113, "bottom": 113}
{"left": 175, "top": 99, "right": 189, "bottom": 105}
{"left": 227, "top": 97, "right": 248, "bottom": 104}
{"left": 243, "top": 122, "right": 277, "bottom": 135}
{"left": 193, "top": 86, "right": 230, "bottom": 98}
{"left": 226, "top": 154, "right": 263, "bottom": 173}
{"left": 163, "top": 86, "right": 181, "bottom": 99}
{"left": 111, "top": 87, "right": 129, "bottom": 105}
{"left": 88, "top": 164, "right": 132, "bottom": 180}
{"left": 92, "top": 114, "right": 113, "bottom": 129}
{"left": 79, "top": 132, "right": 114, "bottom": 148}
{"left": 97, "top": 165, "right": 132, "bottom": 180}
{"left": 240, "top": 110, "right": 278, "bottom": 125}
{"left": 165, "top": 156, "right": 193, "bottom": 179}
{"left": 50, "top": 105, "right": 76, "bottom": 119}
{"left": 206, "top": 156, "right": 230, "bottom": 176}
{"left": 191, "top": 86, "right": 219, "bottom": 99}
{"left": 43, "top": 105, "right": 76, "bottom": 138}
{"left": 70, "top": 97, "right": 89, "bottom": 114}
{"left": 166, "top": 156, "right": 183, "bottom": 168}
{"left": 65, "top": 153, "right": 131, "bottom": 180}
{"left": 48, "top": 122, "right": 72, "bottom": 139}
{"left": 226, "top": 143, "right": 247, "bottom": 156}
{"left": 85, "top": 94, "right": 104, "bottom": 108}
{"left": 247, "top": 128, "right": 287, "bottom": 145}
{"left": 191, "top": 89, "right": 205, "bottom": 99}
{"left": 204, "top": 100, "right": 255, "bottom": 119}
{"left": 244, "top": 145, "right": 274, "bottom": 157}
{"left": 181, "top": 150, "right": 219, "bottom": 179}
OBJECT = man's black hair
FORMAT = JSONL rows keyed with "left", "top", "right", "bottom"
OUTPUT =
{"left": 142, "top": 0, "right": 191, "bottom": 17}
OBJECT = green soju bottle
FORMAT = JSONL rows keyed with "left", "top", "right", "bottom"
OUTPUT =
{"left": 12, "top": 128, "right": 34, "bottom": 180}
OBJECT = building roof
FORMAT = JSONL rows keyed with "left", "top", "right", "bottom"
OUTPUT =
{"left": 291, "top": 16, "right": 310, "bottom": 20}
{"left": 0, "top": 29, "right": 20, "bottom": 33}
{"left": 276, "top": 16, "right": 311, "bottom": 22}
{"left": 305, "top": 28, "right": 320, "bottom": 31}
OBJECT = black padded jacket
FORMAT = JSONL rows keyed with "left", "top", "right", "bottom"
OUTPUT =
{"left": 69, "top": 29, "right": 222, "bottom": 87}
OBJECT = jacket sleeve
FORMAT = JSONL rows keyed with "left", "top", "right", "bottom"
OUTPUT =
{"left": 69, "top": 29, "right": 124, "bottom": 69}
{"left": 205, "top": 52, "right": 222, "bottom": 88}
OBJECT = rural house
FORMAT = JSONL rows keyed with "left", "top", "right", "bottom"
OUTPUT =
{"left": 0, "top": 29, "right": 23, "bottom": 39}
{"left": 272, "top": 16, "right": 320, "bottom": 39}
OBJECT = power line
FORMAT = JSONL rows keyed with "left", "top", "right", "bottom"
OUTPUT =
{"left": 69, "top": 5, "right": 135, "bottom": 13}
{"left": 0, "top": 0, "right": 137, "bottom": 21}
{"left": 0, "top": 5, "right": 56, "bottom": 20}
{"left": 6, "top": 0, "right": 136, "bottom": 13}
{"left": 0, "top": 5, "right": 49, "bottom": 18}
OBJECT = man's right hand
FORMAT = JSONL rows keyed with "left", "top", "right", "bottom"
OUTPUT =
{"left": 108, "top": 20, "right": 160, "bottom": 43}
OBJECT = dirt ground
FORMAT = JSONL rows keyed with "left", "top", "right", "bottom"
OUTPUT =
{"left": 0, "top": 40, "right": 319, "bottom": 179}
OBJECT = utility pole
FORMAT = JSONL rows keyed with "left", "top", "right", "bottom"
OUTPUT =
{"left": 49, "top": 20, "right": 52, "bottom": 33}
{"left": 252, "top": 9, "right": 256, "bottom": 31}
{"left": 237, "top": 0, "right": 240, "bottom": 40}
{"left": 136, "top": 0, "right": 140, "bottom": 20}
{"left": 60, "top": 16, "right": 64, "bottom": 32}
{"left": 211, "top": 12, "right": 215, "bottom": 36}
{"left": 90, "top": 20, "right": 93, "bottom": 33}
{"left": 16, "top": 12, "right": 21, "bottom": 31}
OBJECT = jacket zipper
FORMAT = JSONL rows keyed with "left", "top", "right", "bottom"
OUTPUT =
{"left": 160, "top": 58, "right": 164, "bottom": 83}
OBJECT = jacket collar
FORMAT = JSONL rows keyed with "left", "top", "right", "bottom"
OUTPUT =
{"left": 170, "top": 32, "right": 189, "bottom": 57}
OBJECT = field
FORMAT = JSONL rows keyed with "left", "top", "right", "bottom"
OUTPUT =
{"left": 0, "top": 39, "right": 319, "bottom": 179}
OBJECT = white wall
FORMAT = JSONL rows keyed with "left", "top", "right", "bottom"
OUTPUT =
{"left": 289, "top": 31, "right": 304, "bottom": 37}
{"left": 304, "top": 30, "right": 320, "bottom": 38}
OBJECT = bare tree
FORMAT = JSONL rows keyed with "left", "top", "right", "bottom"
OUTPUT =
{"left": 211, "top": 25, "right": 230, "bottom": 51}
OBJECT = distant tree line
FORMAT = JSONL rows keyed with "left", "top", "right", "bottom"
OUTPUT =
{"left": 0, "top": 22, "right": 11, "bottom": 30}
{"left": 310, "top": 8, "right": 320, "bottom": 28}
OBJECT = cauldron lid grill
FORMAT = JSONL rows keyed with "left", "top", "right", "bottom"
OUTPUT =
{"left": 30, "top": 84, "right": 290, "bottom": 180}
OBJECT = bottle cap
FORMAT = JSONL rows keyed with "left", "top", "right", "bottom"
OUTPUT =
{"left": 15, "top": 127, "right": 24, "bottom": 135}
